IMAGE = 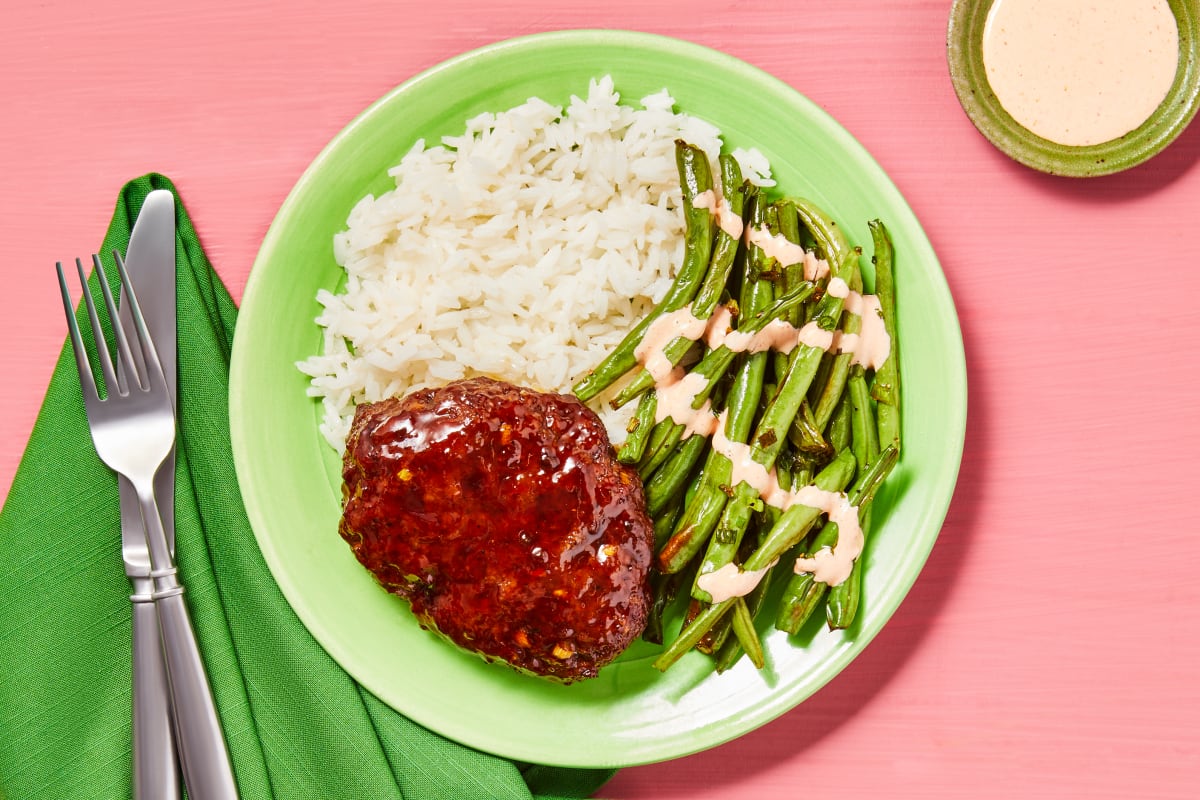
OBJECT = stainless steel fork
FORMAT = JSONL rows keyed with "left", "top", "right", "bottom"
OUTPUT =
{"left": 57, "top": 254, "right": 239, "bottom": 800}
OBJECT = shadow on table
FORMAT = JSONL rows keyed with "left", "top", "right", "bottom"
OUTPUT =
{"left": 1010, "top": 114, "right": 1200, "bottom": 200}
{"left": 601, "top": 283, "right": 990, "bottom": 797}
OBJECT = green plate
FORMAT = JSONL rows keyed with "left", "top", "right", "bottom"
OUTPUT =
{"left": 229, "top": 30, "right": 966, "bottom": 768}
{"left": 947, "top": 0, "right": 1200, "bottom": 177}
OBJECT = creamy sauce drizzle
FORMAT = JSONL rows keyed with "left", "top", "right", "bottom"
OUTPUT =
{"left": 654, "top": 371, "right": 719, "bottom": 439}
{"left": 745, "top": 224, "right": 831, "bottom": 281}
{"left": 790, "top": 492, "right": 863, "bottom": 586}
{"left": 696, "top": 561, "right": 776, "bottom": 604}
{"left": 692, "top": 189, "right": 744, "bottom": 239}
{"left": 704, "top": 407, "right": 865, "bottom": 591}
{"left": 633, "top": 279, "right": 889, "bottom": 436}
{"left": 703, "top": 410, "right": 866, "bottom": 592}
{"left": 711, "top": 415, "right": 858, "bottom": 516}
{"left": 838, "top": 292, "right": 889, "bottom": 370}
{"left": 630, "top": 248, "right": 889, "bottom": 593}
{"left": 982, "top": 0, "right": 1179, "bottom": 146}
{"left": 635, "top": 308, "right": 709, "bottom": 381}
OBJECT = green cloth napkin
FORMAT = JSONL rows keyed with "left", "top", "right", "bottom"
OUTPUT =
{"left": 0, "top": 175, "right": 615, "bottom": 800}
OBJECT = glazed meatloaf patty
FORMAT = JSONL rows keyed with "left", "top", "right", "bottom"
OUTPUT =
{"left": 339, "top": 376, "right": 654, "bottom": 681}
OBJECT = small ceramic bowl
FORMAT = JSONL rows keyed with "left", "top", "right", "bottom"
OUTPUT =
{"left": 947, "top": 0, "right": 1200, "bottom": 177}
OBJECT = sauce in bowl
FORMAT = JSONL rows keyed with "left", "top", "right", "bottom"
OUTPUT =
{"left": 982, "top": 0, "right": 1180, "bottom": 146}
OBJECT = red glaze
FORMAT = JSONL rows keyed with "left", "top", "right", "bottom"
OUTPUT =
{"left": 339, "top": 376, "right": 654, "bottom": 681}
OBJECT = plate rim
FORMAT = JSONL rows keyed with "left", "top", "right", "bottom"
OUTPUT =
{"left": 230, "top": 28, "right": 968, "bottom": 767}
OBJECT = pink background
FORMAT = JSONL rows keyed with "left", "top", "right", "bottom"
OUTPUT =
{"left": 4, "top": 1, "right": 1199, "bottom": 797}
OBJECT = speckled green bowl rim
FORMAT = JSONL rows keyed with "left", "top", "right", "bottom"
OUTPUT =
{"left": 948, "top": 0, "right": 1200, "bottom": 177}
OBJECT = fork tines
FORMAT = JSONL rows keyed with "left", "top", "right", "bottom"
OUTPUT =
{"left": 56, "top": 253, "right": 160, "bottom": 402}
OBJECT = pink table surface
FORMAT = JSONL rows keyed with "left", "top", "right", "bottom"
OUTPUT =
{"left": 4, "top": 1, "right": 1199, "bottom": 797}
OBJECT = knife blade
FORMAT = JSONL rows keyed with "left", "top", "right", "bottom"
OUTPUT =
{"left": 117, "top": 189, "right": 181, "bottom": 800}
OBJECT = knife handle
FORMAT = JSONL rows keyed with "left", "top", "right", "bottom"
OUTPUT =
{"left": 137, "top": 489, "right": 239, "bottom": 800}
{"left": 131, "top": 588, "right": 181, "bottom": 800}
{"left": 155, "top": 592, "right": 240, "bottom": 800}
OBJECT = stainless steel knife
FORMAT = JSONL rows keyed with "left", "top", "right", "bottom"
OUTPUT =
{"left": 117, "top": 189, "right": 181, "bottom": 800}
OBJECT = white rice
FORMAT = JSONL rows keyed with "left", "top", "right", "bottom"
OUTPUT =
{"left": 298, "top": 76, "right": 771, "bottom": 451}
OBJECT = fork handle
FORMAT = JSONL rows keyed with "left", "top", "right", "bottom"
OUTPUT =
{"left": 136, "top": 489, "right": 240, "bottom": 800}
{"left": 131, "top": 584, "right": 181, "bottom": 800}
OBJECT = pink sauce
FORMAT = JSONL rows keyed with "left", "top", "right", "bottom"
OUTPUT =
{"left": 634, "top": 282, "right": 891, "bottom": 436}
{"left": 692, "top": 189, "right": 744, "bottom": 239}
{"left": 639, "top": 288, "right": 887, "bottom": 377}
{"left": 796, "top": 321, "right": 836, "bottom": 352}
{"left": 839, "top": 292, "right": 889, "bottom": 370}
{"left": 708, "top": 409, "right": 863, "bottom": 589}
{"left": 710, "top": 409, "right": 773, "bottom": 496}
{"left": 653, "top": 370, "right": 719, "bottom": 438}
{"left": 702, "top": 305, "right": 737, "bottom": 350}
{"left": 745, "top": 224, "right": 830, "bottom": 281}
{"left": 628, "top": 243, "right": 888, "bottom": 593}
{"left": 696, "top": 561, "right": 776, "bottom": 604}
{"left": 634, "top": 307, "right": 709, "bottom": 381}
{"left": 745, "top": 225, "right": 805, "bottom": 267}
{"left": 982, "top": 0, "right": 1179, "bottom": 147}
{"left": 788, "top": 488, "right": 863, "bottom": 586}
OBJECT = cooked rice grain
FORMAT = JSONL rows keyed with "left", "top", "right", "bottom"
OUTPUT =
{"left": 298, "top": 77, "right": 760, "bottom": 450}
